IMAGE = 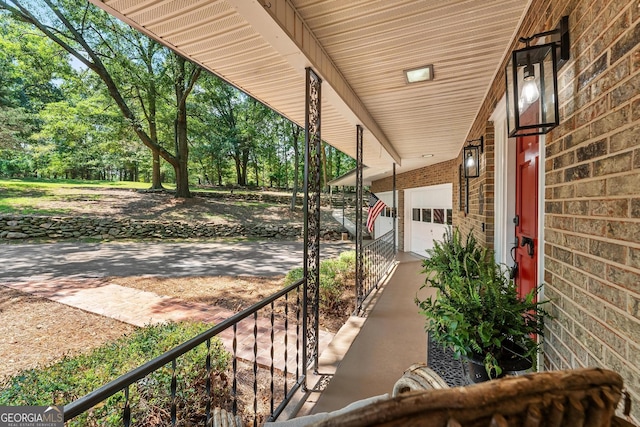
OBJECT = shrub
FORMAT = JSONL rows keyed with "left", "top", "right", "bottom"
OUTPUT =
{"left": 416, "top": 228, "right": 548, "bottom": 378}
{"left": 0, "top": 322, "right": 230, "bottom": 426}
{"left": 283, "top": 250, "right": 355, "bottom": 313}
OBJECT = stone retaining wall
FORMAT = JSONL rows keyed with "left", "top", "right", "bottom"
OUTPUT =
{"left": 0, "top": 215, "right": 344, "bottom": 241}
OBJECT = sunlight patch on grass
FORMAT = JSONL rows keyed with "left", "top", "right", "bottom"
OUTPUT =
{"left": 0, "top": 195, "right": 70, "bottom": 215}
{"left": 234, "top": 201, "right": 277, "bottom": 208}
{"left": 0, "top": 178, "right": 164, "bottom": 190}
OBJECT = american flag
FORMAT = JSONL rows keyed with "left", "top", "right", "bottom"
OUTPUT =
{"left": 366, "top": 193, "right": 386, "bottom": 233}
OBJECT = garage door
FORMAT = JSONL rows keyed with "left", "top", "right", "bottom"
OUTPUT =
{"left": 405, "top": 184, "right": 453, "bottom": 256}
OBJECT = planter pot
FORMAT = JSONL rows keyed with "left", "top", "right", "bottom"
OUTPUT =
{"left": 462, "top": 350, "right": 533, "bottom": 384}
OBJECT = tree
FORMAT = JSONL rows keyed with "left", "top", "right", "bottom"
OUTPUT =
{"left": 197, "top": 76, "right": 262, "bottom": 187}
{"left": 0, "top": 15, "right": 71, "bottom": 176}
{"left": 109, "top": 30, "right": 168, "bottom": 189}
{"left": 0, "top": 0, "right": 199, "bottom": 197}
{"left": 288, "top": 122, "right": 302, "bottom": 210}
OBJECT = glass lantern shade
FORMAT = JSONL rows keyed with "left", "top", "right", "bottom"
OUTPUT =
{"left": 506, "top": 42, "right": 559, "bottom": 137}
{"left": 463, "top": 145, "right": 480, "bottom": 178}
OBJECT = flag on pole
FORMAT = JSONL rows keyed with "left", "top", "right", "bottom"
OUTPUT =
{"left": 366, "top": 193, "right": 386, "bottom": 233}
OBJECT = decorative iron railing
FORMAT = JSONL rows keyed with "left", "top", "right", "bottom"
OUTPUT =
{"left": 64, "top": 279, "right": 306, "bottom": 427}
{"left": 356, "top": 229, "right": 396, "bottom": 314}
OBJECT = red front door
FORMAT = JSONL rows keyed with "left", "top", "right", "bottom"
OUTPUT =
{"left": 514, "top": 132, "right": 539, "bottom": 300}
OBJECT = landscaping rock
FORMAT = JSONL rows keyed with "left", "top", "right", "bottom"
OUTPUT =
{"left": 0, "top": 214, "right": 343, "bottom": 242}
{"left": 6, "top": 232, "right": 28, "bottom": 239}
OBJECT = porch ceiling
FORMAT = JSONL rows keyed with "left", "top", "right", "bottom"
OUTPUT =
{"left": 90, "top": 0, "right": 528, "bottom": 183}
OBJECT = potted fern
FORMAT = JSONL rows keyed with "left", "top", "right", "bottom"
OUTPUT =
{"left": 416, "top": 228, "right": 548, "bottom": 382}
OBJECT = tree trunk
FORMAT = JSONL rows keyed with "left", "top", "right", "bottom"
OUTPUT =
{"left": 148, "top": 66, "right": 163, "bottom": 190}
{"left": 241, "top": 145, "right": 250, "bottom": 186}
{"left": 290, "top": 123, "right": 301, "bottom": 211}
{"left": 234, "top": 154, "right": 245, "bottom": 186}
{"left": 172, "top": 55, "right": 200, "bottom": 198}
{"left": 173, "top": 111, "right": 191, "bottom": 197}
{"left": 321, "top": 141, "right": 328, "bottom": 191}
{"left": 254, "top": 159, "right": 260, "bottom": 187}
{"left": 151, "top": 150, "right": 163, "bottom": 189}
{"left": 173, "top": 58, "right": 190, "bottom": 198}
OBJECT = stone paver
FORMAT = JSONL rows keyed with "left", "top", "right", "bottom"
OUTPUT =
{"left": 2, "top": 278, "right": 333, "bottom": 373}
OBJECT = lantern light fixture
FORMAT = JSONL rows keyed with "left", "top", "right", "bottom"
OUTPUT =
{"left": 463, "top": 136, "right": 483, "bottom": 179}
{"left": 506, "top": 16, "right": 570, "bottom": 137}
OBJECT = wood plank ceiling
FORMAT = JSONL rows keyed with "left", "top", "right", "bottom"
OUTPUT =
{"left": 91, "top": 0, "right": 529, "bottom": 183}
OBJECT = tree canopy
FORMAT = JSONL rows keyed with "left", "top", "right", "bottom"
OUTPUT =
{"left": 0, "top": 0, "right": 356, "bottom": 196}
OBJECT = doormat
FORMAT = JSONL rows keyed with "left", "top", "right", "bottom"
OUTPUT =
{"left": 427, "top": 335, "right": 468, "bottom": 387}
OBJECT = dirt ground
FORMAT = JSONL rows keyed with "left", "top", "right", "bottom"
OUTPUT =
{"left": 0, "top": 187, "right": 354, "bottom": 421}
{"left": 0, "top": 286, "right": 136, "bottom": 381}
{"left": 15, "top": 186, "right": 337, "bottom": 226}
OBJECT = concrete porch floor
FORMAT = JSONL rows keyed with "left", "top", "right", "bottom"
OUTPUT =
{"left": 297, "top": 251, "right": 436, "bottom": 416}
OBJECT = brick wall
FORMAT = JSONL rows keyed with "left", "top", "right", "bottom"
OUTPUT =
{"left": 371, "top": 158, "right": 457, "bottom": 251}
{"left": 464, "top": 0, "right": 640, "bottom": 420}
{"left": 373, "top": 0, "right": 640, "bottom": 419}
{"left": 371, "top": 128, "right": 496, "bottom": 252}
{"left": 456, "top": 122, "right": 496, "bottom": 249}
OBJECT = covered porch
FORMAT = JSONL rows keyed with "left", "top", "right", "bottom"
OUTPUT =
{"left": 300, "top": 251, "right": 432, "bottom": 416}
{"left": 41, "top": 0, "right": 640, "bottom": 424}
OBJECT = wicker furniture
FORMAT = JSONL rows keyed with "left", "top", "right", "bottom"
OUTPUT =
{"left": 313, "top": 368, "right": 635, "bottom": 427}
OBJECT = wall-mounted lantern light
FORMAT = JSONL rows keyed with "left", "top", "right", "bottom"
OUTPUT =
{"left": 463, "top": 136, "right": 483, "bottom": 178}
{"left": 506, "top": 16, "right": 570, "bottom": 137}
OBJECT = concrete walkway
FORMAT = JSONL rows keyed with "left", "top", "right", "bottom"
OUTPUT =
{"left": 301, "top": 251, "right": 433, "bottom": 414}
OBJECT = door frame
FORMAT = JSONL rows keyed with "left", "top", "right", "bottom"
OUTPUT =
{"left": 491, "top": 96, "right": 517, "bottom": 268}
{"left": 491, "top": 96, "right": 545, "bottom": 290}
{"left": 492, "top": 96, "right": 546, "bottom": 371}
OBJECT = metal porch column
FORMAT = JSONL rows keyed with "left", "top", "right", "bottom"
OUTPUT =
{"left": 303, "top": 67, "right": 321, "bottom": 382}
{"left": 393, "top": 162, "right": 397, "bottom": 254}
{"left": 355, "top": 125, "right": 364, "bottom": 314}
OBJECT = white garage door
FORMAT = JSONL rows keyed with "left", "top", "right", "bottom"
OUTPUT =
{"left": 405, "top": 183, "right": 453, "bottom": 256}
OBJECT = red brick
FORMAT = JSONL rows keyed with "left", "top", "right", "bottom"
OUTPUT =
{"left": 607, "top": 264, "right": 640, "bottom": 294}
{"left": 593, "top": 152, "right": 633, "bottom": 175}
{"left": 606, "top": 172, "right": 640, "bottom": 195}
{"left": 589, "top": 199, "right": 629, "bottom": 217}
{"left": 577, "top": 54, "right": 608, "bottom": 91}
{"left": 611, "top": 21, "right": 640, "bottom": 64}
{"left": 590, "top": 106, "right": 630, "bottom": 138}
{"left": 576, "top": 139, "right": 608, "bottom": 161}
{"left": 610, "top": 123, "right": 640, "bottom": 152}
{"left": 573, "top": 179, "right": 605, "bottom": 197}
{"left": 611, "top": 71, "right": 640, "bottom": 107}
{"left": 588, "top": 278, "right": 628, "bottom": 311}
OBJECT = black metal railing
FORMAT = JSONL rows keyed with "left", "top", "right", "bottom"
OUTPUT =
{"left": 356, "top": 229, "right": 396, "bottom": 314}
{"left": 64, "top": 279, "right": 306, "bottom": 427}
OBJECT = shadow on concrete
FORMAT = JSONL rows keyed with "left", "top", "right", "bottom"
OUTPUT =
{"left": 0, "top": 241, "right": 353, "bottom": 281}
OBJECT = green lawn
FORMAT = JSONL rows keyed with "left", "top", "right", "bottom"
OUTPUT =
{"left": 0, "top": 179, "right": 172, "bottom": 215}
{"left": 0, "top": 178, "right": 162, "bottom": 191}
{"left": 0, "top": 322, "right": 230, "bottom": 426}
